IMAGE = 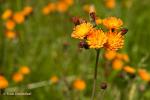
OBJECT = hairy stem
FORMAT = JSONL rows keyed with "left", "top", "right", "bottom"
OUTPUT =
{"left": 91, "top": 49, "right": 100, "bottom": 100}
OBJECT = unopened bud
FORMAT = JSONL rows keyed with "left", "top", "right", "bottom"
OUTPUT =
{"left": 100, "top": 82, "right": 107, "bottom": 90}
{"left": 121, "top": 28, "right": 128, "bottom": 35}
{"left": 78, "top": 41, "right": 89, "bottom": 49}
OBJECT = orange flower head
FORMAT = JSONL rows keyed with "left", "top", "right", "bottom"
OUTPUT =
{"left": 138, "top": 69, "right": 150, "bottom": 82}
{"left": 5, "top": 20, "right": 16, "bottom": 30}
{"left": 12, "top": 72, "right": 24, "bottom": 83}
{"left": 47, "top": 3, "right": 56, "bottom": 12}
{"left": 56, "top": 1, "right": 68, "bottom": 13}
{"left": 5, "top": 31, "right": 16, "bottom": 39}
{"left": 13, "top": 12, "right": 25, "bottom": 24}
{"left": 63, "top": 0, "right": 74, "bottom": 6}
{"left": 22, "top": 6, "right": 33, "bottom": 16}
{"left": 73, "top": 79, "right": 86, "bottom": 91}
{"left": 122, "top": 54, "right": 129, "bottom": 62}
{"left": 102, "top": 17, "right": 123, "bottom": 29}
{"left": 2, "top": 9, "right": 13, "bottom": 20}
{"left": 112, "top": 59, "right": 123, "bottom": 70}
{"left": 19, "top": 66, "right": 30, "bottom": 75}
{"left": 83, "top": 4, "right": 96, "bottom": 13}
{"left": 104, "top": 31, "right": 124, "bottom": 51}
{"left": 123, "top": 66, "right": 135, "bottom": 74}
{"left": 87, "top": 29, "right": 107, "bottom": 49}
{"left": 0, "top": 76, "right": 8, "bottom": 89}
{"left": 104, "top": 50, "right": 116, "bottom": 60}
{"left": 96, "top": 18, "right": 102, "bottom": 25}
{"left": 71, "top": 22, "right": 93, "bottom": 39}
{"left": 105, "top": 0, "right": 116, "bottom": 9}
{"left": 50, "top": 75, "right": 59, "bottom": 84}
{"left": 42, "top": 6, "right": 51, "bottom": 15}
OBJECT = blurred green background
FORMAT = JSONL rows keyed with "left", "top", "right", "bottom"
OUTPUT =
{"left": 0, "top": 0, "right": 150, "bottom": 100}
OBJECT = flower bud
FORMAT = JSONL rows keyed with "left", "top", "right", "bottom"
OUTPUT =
{"left": 100, "top": 82, "right": 107, "bottom": 90}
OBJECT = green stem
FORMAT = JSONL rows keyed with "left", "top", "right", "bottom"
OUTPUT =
{"left": 91, "top": 49, "right": 100, "bottom": 100}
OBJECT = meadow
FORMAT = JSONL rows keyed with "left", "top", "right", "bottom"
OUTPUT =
{"left": 0, "top": 0, "right": 150, "bottom": 100}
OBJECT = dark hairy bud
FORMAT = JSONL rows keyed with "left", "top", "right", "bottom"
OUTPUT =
{"left": 71, "top": 17, "right": 87, "bottom": 26}
{"left": 100, "top": 82, "right": 107, "bottom": 90}
{"left": 78, "top": 41, "right": 89, "bottom": 49}
{"left": 121, "top": 28, "right": 128, "bottom": 35}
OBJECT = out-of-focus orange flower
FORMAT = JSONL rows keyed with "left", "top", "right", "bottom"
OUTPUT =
{"left": 19, "top": 66, "right": 30, "bottom": 75}
{"left": 12, "top": 72, "right": 24, "bottom": 83}
{"left": 42, "top": 6, "right": 51, "bottom": 15}
{"left": 83, "top": 4, "right": 96, "bottom": 13}
{"left": 104, "top": 50, "right": 116, "bottom": 60}
{"left": 63, "top": 0, "right": 74, "bottom": 6}
{"left": 50, "top": 75, "right": 59, "bottom": 84}
{"left": 104, "top": 31, "right": 124, "bottom": 51}
{"left": 1, "top": 9, "right": 13, "bottom": 20}
{"left": 5, "top": 20, "right": 16, "bottom": 30}
{"left": 123, "top": 66, "right": 135, "bottom": 74}
{"left": 102, "top": 17, "right": 123, "bottom": 29}
{"left": 96, "top": 18, "right": 102, "bottom": 25}
{"left": 138, "top": 69, "right": 150, "bottom": 82}
{"left": 73, "top": 79, "right": 86, "bottom": 91}
{"left": 47, "top": 3, "right": 56, "bottom": 12}
{"left": 56, "top": 1, "right": 68, "bottom": 13}
{"left": 71, "top": 22, "right": 93, "bottom": 39}
{"left": 122, "top": 54, "right": 129, "bottom": 62}
{"left": 0, "top": 76, "right": 8, "bottom": 89}
{"left": 105, "top": 0, "right": 116, "bottom": 9}
{"left": 22, "top": 6, "right": 33, "bottom": 16}
{"left": 112, "top": 59, "right": 123, "bottom": 70}
{"left": 5, "top": 31, "right": 16, "bottom": 39}
{"left": 13, "top": 12, "right": 25, "bottom": 24}
{"left": 87, "top": 29, "right": 107, "bottom": 49}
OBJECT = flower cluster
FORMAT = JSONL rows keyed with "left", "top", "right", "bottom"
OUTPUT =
{"left": 42, "top": 0, "right": 74, "bottom": 15}
{"left": 71, "top": 13, "right": 127, "bottom": 51}
{"left": 12, "top": 66, "right": 30, "bottom": 83}
{"left": 104, "top": 51, "right": 150, "bottom": 82}
{"left": 1, "top": 6, "right": 33, "bottom": 39}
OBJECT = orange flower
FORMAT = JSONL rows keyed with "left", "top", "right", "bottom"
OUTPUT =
{"left": 12, "top": 72, "right": 24, "bottom": 83}
{"left": 122, "top": 54, "right": 129, "bottom": 62}
{"left": 102, "top": 17, "right": 123, "bottom": 29}
{"left": 63, "top": 0, "right": 74, "bottom": 6}
{"left": 2, "top": 9, "right": 13, "bottom": 20}
{"left": 0, "top": 76, "right": 8, "bottom": 89}
{"left": 42, "top": 6, "right": 51, "bottom": 15}
{"left": 5, "top": 20, "right": 16, "bottom": 30}
{"left": 87, "top": 29, "right": 107, "bottom": 49}
{"left": 104, "top": 31, "right": 124, "bottom": 51}
{"left": 83, "top": 4, "right": 96, "bottom": 13}
{"left": 96, "top": 18, "right": 102, "bottom": 25}
{"left": 71, "top": 22, "right": 93, "bottom": 39}
{"left": 56, "top": 1, "right": 68, "bottom": 13}
{"left": 105, "top": 0, "right": 116, "bottom": 9}
{"left": 50, "top": 75, "right": 59, "bottom": 84}
{"left": 73, "top": 79, "right": 86, "bottom": 91}
{"left": 47, "top": 3, "right": 56, "bottom": 12}
{"left": 112, "top": 59, "right": 123, "bottom": 70}
{"left": 5, "top": 31, "right": 16, "bottom": 39}
{"left": 19, "top": 66, "right": 30, "bottom": 75}
{"left": 138, "top": 69, "right": 150, "bottom": 82}
{"left": 13, "top": 12, "right": 25, "bottom": 24}
{"left": 22, "top": 6, "right": 33, "bottom": 16}
{"left": 123, "top": 66, "right": 135, "bottom": 74}
{"left": 104, "top": 50, "right": 116, "bottom": 60}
